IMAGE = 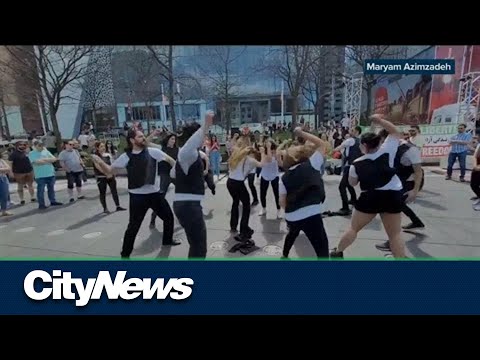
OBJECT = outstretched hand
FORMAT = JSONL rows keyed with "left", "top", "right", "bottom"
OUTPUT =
{"left": 205, "top": 110, "right": 215, "bottom": 127}
{"left": 293, "top": 126, "right": 303, "bottom": 137}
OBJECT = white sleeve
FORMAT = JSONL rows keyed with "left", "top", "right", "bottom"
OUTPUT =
{"left": 344, "top": 138, "right": 355, "bottom": 148}
{"left": 278, "top": 178, "right": 287, "bottom": 195}
{"left": 148, "top": 147, "right": 166, "bottom": 162}
{"left": 170, "top": 166, "right": 176, "bottom": 179}
{"left": 111, "top": 153, "right": 129, "bottom": 169}
{"left": 380, "top": 135, "right": 400, "bottom": 166}
{"left": 406, "top": 147, "right": 422, "bottom": 165}
{"left": 349, "top": 164, "right": 358, "bottom": 178}
{"left": 309, "top": 151, "right": 324, "bottom": 171}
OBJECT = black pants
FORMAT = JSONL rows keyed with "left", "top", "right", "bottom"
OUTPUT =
{"left": 247, "top": 173, "right": 258, "bottom": 203}
{"left": 260, "top": 177, "right": 280, "bottom": 209}
{"left": 339, "top": 166, "right": 356, "bottom": 210}
{"left": 174, "top": 201, "right": 207, "bottom": 258}
{"left": 151, "top": 173, "right": 173, "bottom": 224}
{"left": 227, "top": 178, "right": 251, "bottom": 235}
{"left": 97, "top": 177, "right": 119, "bottom": 210}
{"left": 402, "top": 181, "right": 423, "bottom": 225}
{"left": 122, "top": 192, "right": 174, "bottom": 258}
{"left": 204, "top": 170, "right": 216, "bottom": 192}
{"left": 283, "top": 214, "right": 329, "bottom": 258}
{"left": 470, "top": 171, "right": 480, "bottom": 198}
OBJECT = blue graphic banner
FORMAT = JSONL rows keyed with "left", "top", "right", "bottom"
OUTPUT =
{"left": 364, "top": 59, "right": 455, "bottom": 75}
{"left": 1, "top": 260, "right": 480, "bottom": 315}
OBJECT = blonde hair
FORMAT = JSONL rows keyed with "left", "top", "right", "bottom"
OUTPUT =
{"left": 228, "top": 135, "right": 255, "bottom": 170}
{"left": 282, "top": 144, "right": 316, "bottom": 169}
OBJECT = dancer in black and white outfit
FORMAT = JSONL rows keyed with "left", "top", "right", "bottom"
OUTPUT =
{"left": 330, "top": 114, "right": 407, "bottom": 259}
{"left": 227, "top": 136, "right": 266, "bottom": 242}
{"left": 277, "top": 127, "right": 329, "bottom": 258}
{"left": 91, "top": 129, "right": 180, "bottom": 259}
{"left": 170, "top": 111, "right": 214, "bottom": 259}
{"left": 258, "top": 139, "right": 282, "bottom": 219}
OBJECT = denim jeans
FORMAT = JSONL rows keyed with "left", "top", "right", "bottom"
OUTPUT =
{"left": 209, "top": 150, "right": 221, "bottom": 177}
{"left": 447, "top": 151, "right": 468, "bottom": 178}
{"left": 36, "top": 176, "right": 57, "bottom": 208}
{"left": 0, "top": 176, "right": 9, "bottom": 211}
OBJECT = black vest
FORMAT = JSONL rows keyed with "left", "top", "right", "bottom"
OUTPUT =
{"left": 126, "top": 149, "right": 157, "bottom": 190}
{"left": 174, "top": 153, "right": 205, "bottom": 195}
{"left": 93, "top": 153, "right": 112, "bottom": 177}
{"left": 158, "top": 146, "right": 178, "bottom": 175}
{"left": 344, "top": 137, "right": 363, "bottom": 166}
{"left": 394, "top": 143, "right": 415, "bottom": 185}
{"left": 281, "top": 160, "right": 325, "bottom": 214}
{"left": 353, "top": 153, "right": 397, "bottom": 192}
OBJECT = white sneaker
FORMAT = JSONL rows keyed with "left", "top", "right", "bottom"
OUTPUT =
{"left": 474, "top": 203, "right": 480, "bottom": 211}
{"left": 474, "top": 199, "right": 480, "bottom": 206}
{"left": 258, "top": 208, "right": 266, "bottom": 216}
{"left": 276, "top": 209, "right": 283, "bottom": 219}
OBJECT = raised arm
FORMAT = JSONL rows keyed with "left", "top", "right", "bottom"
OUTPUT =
{"left": 370, "top": 114, "right": 401, "bottom": 138}
{"left": 293, "top": 127, "right": 327, "bottom": 154}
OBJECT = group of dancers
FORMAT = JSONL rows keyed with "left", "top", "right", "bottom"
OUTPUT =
{"left": 88, "top": 110, "right": 423, "bottom": 260}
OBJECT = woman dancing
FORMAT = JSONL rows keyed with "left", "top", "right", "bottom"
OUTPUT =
{"left": 277, "top": 127, "right": 329, "bottom": 258}
{"left": 227, "top": 136, "right": 266, "bottom": 241}
{"left": 92, "top": 141, "right": 126, "bottom": 213}
{"left": 258, "top": 139, "right": 282, "bottom": 219}
{"left": 330, "top": 114, "right": 407, "bottom": 258}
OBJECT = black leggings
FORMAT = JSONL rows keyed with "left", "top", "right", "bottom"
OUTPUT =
{"left": 471, "top": 171, "right": 480, "bottom": 198}
{"left": 97, "top": 177, "right": 120, "bottom": 210}
{"left": 283, "top": 214, "right": 329, "bottom": 258}
{"left": 260, "top": 177, "right": 280, "bottom": 209}
{"left": 339, "top": 167, "right": 356, "bottom": 210}
{"left": 227, "top": 178, "right": 251, "bottom": 235}
{"left": 247, "top": 173, "right": 258, "bottom": 202}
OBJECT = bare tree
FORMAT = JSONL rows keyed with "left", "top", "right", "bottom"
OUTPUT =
{"left": 0, "top": 45, "right": 94, "bottom": 150}
{"left": 146, "top": 46, "right": 179, "bottom": 130}
{"left": 259, "top": 46, "right": 319, "bottom": 128}
{"left": 345, "top": 45, "right": 401, "bottom": 117}
{"left": 80, "top": 46, "right": 115, "bottom": 132}
{"left": 194, "top": 46, "right": 246, "bottom": 132}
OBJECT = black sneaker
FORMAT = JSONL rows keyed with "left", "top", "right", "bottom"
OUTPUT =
{"left": 69, "top": 198, "right": 75, "bottom": 203}
{"left": 163, "top": 239, "right": 181, "bottom": 246}
{"left": 375, "top": 241, "right": 391, "bottom": 251}
{"left": 330, "top": 248, "right": 344, "bottom": 258}
{"left": 337, "top": 208, "right": 352, "bottom": 216}
{"left": 51, "top": 202, "right": 63, "bottom": 206}
{"left": 445, "top": 176, "right": 451, "bottom": 180}
{"left": 20, "top": 200, "right": 25, "bottom": 205}
{"left": 116, "top": 206, "right": 127, "bottom": 211}
{"left": 211, "top": 188, "right": 216, "bottom": 195}
{"left": 460, "top": 178, "right": 466, "bottom": 183}
{"left": 78, "top": 195, "right": 85, "bottom": 200}
{"left": 230, "top": 228, "right": 238, "bottom": 234}
{"left": 38, "top": 205, "right": 48, "bottom": 210}
{"left": 402, "top": 222, "right": 425, "bottom": 230}
{"left": 251, "top": 200, "right": 259, "bottom": 207}
{"left": 31, "top": 198, "right": 37, "bottom": 202}
{"left": 470, "top": 196, "right": 479, "bottom": 201}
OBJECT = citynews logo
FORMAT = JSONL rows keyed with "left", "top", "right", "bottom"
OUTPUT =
{"left": 23, "top": 270, "right": 194, "bottom": 307}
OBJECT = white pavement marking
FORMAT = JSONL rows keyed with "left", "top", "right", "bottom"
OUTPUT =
{"left": 210, "top": 241, "right": 228, "bottom": 251}
{"left": 15, "top": 227, "right": 36, "bottom": 233}
{"left": 47, "top": 229, "right": 66, "bottom": 236}
{"left": 263, "top": 245, "right": 283, "bottom": 256}
{"left": 83, "top": 232, "right": 102, "bottom": 239}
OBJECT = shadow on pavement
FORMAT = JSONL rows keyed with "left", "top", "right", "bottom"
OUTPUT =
{"left": 133, "top": 226, "right": 183, "bottom": 256}
{"left": 404, "top": 230, "right": 433, "bottom": 259}
{"left": 65, "top": 211, "right": 113, "bottom": 231}
{"left": 0, "top": 202, "right": 75, "bottom": 223}
{"left": 415, "top": 198, "right": 447, "bottom": 211}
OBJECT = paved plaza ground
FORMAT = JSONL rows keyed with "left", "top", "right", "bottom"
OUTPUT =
{"left": 0, "top": 167, "right": 478, "bottom": 259}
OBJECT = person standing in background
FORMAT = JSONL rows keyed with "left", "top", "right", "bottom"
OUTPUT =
{"left": 28, "top": 140, "right": 63, "bottom": 210}
{"left": 209, "top": 134, "right": 221, "bottom": 181}
{"left": 9, "top": 141, "right": 36, "bottom": 205}
{"left": 446, "top": 124, "right": 472, "bottom": 182}
{"left": 0, "top": 156, "right": 12, "bottom": 216}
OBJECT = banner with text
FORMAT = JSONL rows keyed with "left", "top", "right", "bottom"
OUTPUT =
{"left": 3, "top": 260, "right": 480, "bottom": 315}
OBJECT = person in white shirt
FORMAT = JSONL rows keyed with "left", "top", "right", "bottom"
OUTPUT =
{"left": 227, "top": 136, "right": 266, "bottom": 242}
{"left": 91, "top": 129, "right": 178, "bottom": 259}
{"left": 330, "top": 114, "right": 407, "bottom": 259}
{"left": 277, "top": 128, "right": 329, "bottom": 258}
{"left": 258, "top": 139, "right": 282, "bottom": 219}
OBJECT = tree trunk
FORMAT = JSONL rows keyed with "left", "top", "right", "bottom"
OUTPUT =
{"left": 1, "top": 101, "right": 11, "bottom": 139}
{"left": 91, "top": 108, "right": 97, "bottom": 133}
{"left": 49, "top": 106, "right": 62, "bottom": 151}
{"left": 37, "top": 91, "right": 50, "bottom": 132}
{"left": 291, "top": 95, "right": 298, "bottom": 129}
{"left": 318, "top": 95, "right": 325, "bottom": 127}
{"left": 167, "top": 46, "right": 176, "bottom": 131}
